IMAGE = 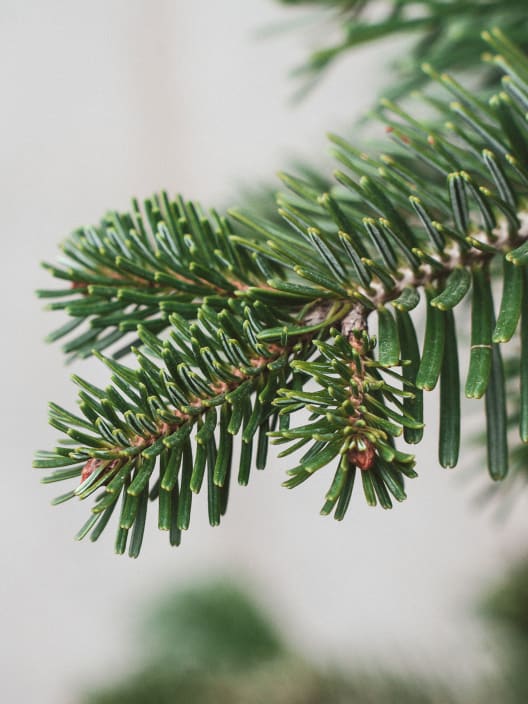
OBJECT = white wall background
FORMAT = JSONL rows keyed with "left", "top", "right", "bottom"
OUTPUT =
{"left": 2, "top": 1, "right": 528, "bottom": 702}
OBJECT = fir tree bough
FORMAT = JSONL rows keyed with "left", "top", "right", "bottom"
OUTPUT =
{"left": 35, "top": 27, "right": 528, "bottom": 556}
{"left": 279, "top": 0, "right": 528, "bottom": 100}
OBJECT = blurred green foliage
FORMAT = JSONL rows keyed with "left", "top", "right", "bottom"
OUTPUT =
{"left": 481, "top": 558, "right": 528, "bottom": 703}
{"left": 276, "top": 0, "right": 528, "bottom": 101}
{"left": 139, "top": 581, "right": 285, "bottom": 672}
{"left": 83, "top": 580, "right": 459, "bottom": 704}
{"left": 83, "top": 561, "right": 528, "bottom": 703}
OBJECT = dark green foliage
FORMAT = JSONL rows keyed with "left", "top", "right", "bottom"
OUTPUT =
{"left": 521, "top": 269, "right": 528, "bottom": 443}
{"left": 493, "top": 258, "right": 523, "bottom": 342}
{"left": 485, "top": 333, "right": 508, "bottom": 481}
{"left": 36, "top": 29, "right": 528, "bottom": 555}
{"left": 466, "top": 266, "right": 493, "bottom": 399}
{"left": 430, "top": 268, "right": 471, "bottom": 311}
{"left": 396, "top": 310, "right": 423, "bottom": 445}
{"left": 276, "top": 328, "right": 418, "bottom": 514}
{"left": 439, "top": 310, "right": 460, "bottom": 469}
{"left": 416, "top": 291, "right": 445, "bottom": 392}
{"left": 36, "top": 301, "right": 322, "bottom": 555}
{"left": 37, "top": 197, "right": 272, "bottom": 361}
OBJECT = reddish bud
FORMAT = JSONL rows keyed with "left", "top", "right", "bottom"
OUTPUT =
{"left": 80, "top": 458, "right": 101, "bottom": 483}
{"left": 349, "top": 441, "right": 376, "bottom": 471}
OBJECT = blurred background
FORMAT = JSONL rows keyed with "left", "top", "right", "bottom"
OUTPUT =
{"left": 2, "top": 1, "right": 528, "bottom": 702}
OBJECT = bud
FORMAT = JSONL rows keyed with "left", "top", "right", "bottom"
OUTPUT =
{"left": 349, "top": 440, "right": 376, "bottom": 471}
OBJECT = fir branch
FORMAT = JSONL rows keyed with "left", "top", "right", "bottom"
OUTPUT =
{"left": 279, "top": 0, "right": 528, "bottom": 101}
{"left": 35, "top": 300, "right": 335, "bottom": 556}
{"left": 38, "top": 196, "right": 280, "bottom": 360}
{"left": 36, "top": 29, "right": 528, "bottom": 555}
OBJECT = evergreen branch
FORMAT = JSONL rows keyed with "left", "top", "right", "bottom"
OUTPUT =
{"left": 36, "top": 29, "right": 528, "bottom": 555}
{"left": 274, "top": 324, "right": 419, "bottom": 516}
{"left": 35, "top": 300, "right": 333, "bottom": 556}
{"left": 279, "top": 0, "right": 528, "bottom": 101}
{"left": 232, "top": 28, "right": 528, "bottom": 479}
{"left": 38, "top": 196, "right": 280, "bottom": 360}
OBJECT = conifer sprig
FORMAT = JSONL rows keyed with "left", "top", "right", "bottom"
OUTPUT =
{"left": 35, "top": 301, "right": 323, "bottom": 556}
{"left": 37, "top": 197, "right": 279, "bottom": 360}
{"left": 280, "top": 0, "right": 528, "bottom": 100}
{"left": 36, "top": 29, "right": 528, "bottom": 555}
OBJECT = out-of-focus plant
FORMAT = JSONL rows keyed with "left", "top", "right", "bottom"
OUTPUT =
{"left": 481, "top": 556, "right": 528, "bottom": 703}
{"left": 81, "top": 566, "right": 528, "bottom": 703}
{"left": 82, "top": 580, "right": 460, "bottom": 704}
{"left": 278, "top": 0, "right": 528, "bottom": 100}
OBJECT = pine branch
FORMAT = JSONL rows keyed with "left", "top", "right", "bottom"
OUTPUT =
{"left": 279, "top": 0, "right": 528, "bottom": 101}
{"left": 37, "top": 196, "right": 280, "bottom": 360}
{"left": 36, "top": 29, "right": 528, "bottom": 555}
{"left": 35, "top": 300, "right": 333, "bottom": 555}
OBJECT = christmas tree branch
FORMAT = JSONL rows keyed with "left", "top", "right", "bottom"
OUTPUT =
{"left": 36, "top": 29, "right": 528, "bottom": 555}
